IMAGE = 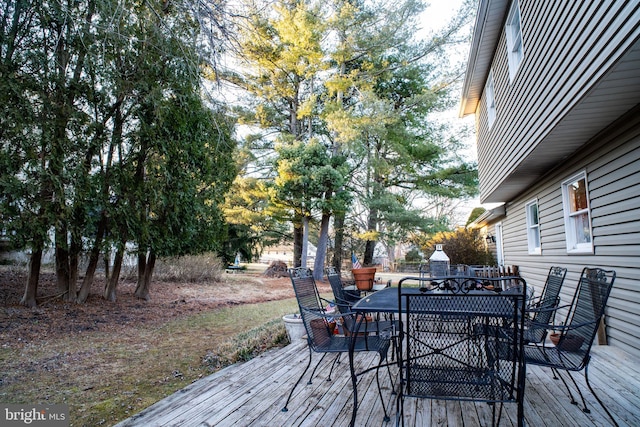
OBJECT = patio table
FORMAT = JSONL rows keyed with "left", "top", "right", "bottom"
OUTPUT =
{"left": 347, "top": 277, "right": 526, "bottom": 427}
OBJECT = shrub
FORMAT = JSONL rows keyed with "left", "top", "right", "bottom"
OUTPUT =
{"left": 153, "top": 253, "right": 225, "bottom": 283}
{"left": 404, "top": 248, "right": 422, "bottom": 263}
{"left": 421, "top": 228, "right": 495, "bottom": 266}
{"left": 202, "top": 318, "right": 288, "bottom": 370}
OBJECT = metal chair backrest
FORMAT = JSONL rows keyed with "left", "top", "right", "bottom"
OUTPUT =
{"left": 325, "top": 266, "right": 364, "bottom": 334}
{"left": 289, "top": 267, "right": 333, "bottom": 349}
{"left": 526, "top": 266, "right": 567, "bottom": 343}
{"left": 559, "top": 267, "right": 616, "bottom": 363}
{"left": 537, "top": 266, "right": 567, "bottom": 309}
{"left": 325, "top": 266, "right": 357, "bottom": 309}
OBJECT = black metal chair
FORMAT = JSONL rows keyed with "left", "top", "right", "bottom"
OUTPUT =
{"left": 396, "top": 276, "right": 527, "bottom": 427}
{"left": 325, "top": 266, "right": 396, "bottom": 336}
{"left": 523, "top": 266, "right": 567, "bottom": 344}
{"left": 281, "top": 267, "right": 392, "bottom": 422}
{"left": 524, "top": 267, "right": 617, "bottom": 425}
{"left": 325, "top": 266, "right": 360, "bottom": 306}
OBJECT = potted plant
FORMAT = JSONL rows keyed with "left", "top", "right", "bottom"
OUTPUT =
{"left": 282, "top": 313, "right": 306, "bottom": 341}
{"left": 352, "top": 267, "right": 376, "bottom": 291}
{"left": 351, "top": 253, "right": 376, "bottom": 291}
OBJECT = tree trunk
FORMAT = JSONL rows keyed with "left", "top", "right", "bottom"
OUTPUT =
{"left": 55, "top": 227, "right": 71, "bottom": 297}
{"left": 21, "top": 247, "right": 43, "bottom": 308}
{"left": 78, "top": 213, "right": 106, "bottom": 303}
{"left": 135, "top": 251, "right": 155, "bottom": 300}
{"left": 135, "top": 252, "right": 146, "bottom": 295}
{"left": 68, "top": 252, "right": 79, "bottom": 302}
{"left": 67, "top": 233, "right": 81, "bottom": 302}
{"left": 313, "top": 210, "right": 330, "bottom": 281}
{"left": 363, "top": 205, "right": 378, "bottom": 265}
{"left": 293, "top": 215, "right": 303, "bottom": 268}
{"left": 330, "top": 58, "right": 347, "bottom": 274}
{"left": 333, "top": 210, "right": 345, "bottom": 272}
{"left": 145, "top": 251, "right": 156, "bottom": 292}
{"left": 363, "top": 240, "right": 375, "bottom": 266}
{"left": 104, "top": 247, "right": 123, "bottom": 302}
{"left": 104, "top": 248, "right": 110, "bottom": 281}
{"left": 301, "top": 216, "right": 309, "bottom": 267}
{"left": 386, "top": 242, "right": 397, "bottom": 272}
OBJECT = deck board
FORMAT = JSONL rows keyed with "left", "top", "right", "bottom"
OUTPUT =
{"left": 115, "top": 341, "right": 640, "bottom": 427}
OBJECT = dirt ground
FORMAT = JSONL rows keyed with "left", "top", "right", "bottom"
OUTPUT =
{"left": 0, "top": 266, "right": 329, "bottom": 347}
{"left": 0, "top": 265, "right": 338, "bottom": 426}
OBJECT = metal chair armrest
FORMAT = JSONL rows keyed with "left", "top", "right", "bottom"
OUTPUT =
{"left": 301, "top": 306, "right": 358, "bottom": 323}
{"left": 526, "top": 302, "right": 570, "bottom": 315}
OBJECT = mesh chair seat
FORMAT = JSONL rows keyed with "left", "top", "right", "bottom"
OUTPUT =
{"left": 312, "top": 333, "right": 390, "bottom": 355}
{"left": 301, "top": 305, "right": 390, "bottom": 356}
{"left": 524, "top": 345, "right": 584, "bottom": 370}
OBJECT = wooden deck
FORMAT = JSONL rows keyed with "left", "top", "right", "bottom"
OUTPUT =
{"left": 114, "top": 340, "right": 640, "bottom": 426}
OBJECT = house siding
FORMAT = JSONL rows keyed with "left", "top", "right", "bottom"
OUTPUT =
{"left": 496, "top": 115, "right": 640, "bottom": 355}
{"left": 476, "top": 0, "right": 640, "bottom": 202}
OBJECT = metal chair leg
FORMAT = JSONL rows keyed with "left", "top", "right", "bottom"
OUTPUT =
{"left": 396, "top": 357, "right": 404, "bottom": 426}
{"left": 565, "top": 371, "right": 590, "bottom": 412}
{"left": 553, "top": 368, "right": 579, "bottom": 406}
{"left": 396, "top": 390, "right": 404, "bottom": 427}
{"left": 327, "top": 353, "right": 341, "bottom": 381}
{"left": 375, "top": 357, "right": 390, "bottom": 422}
{"left": 549, "top": 365, "right": 559, "bottom": 380}
{"left": 308, "top": 352, "right": 329, "bottom": 384}
{"left": 585, "top": 365, "right": 619, "bottom": 427}
{"left": 282, "top": 345, "right": 313, "bottom": 412}
{"left": 386, "top": 359, "right": 396, "bottom": 395}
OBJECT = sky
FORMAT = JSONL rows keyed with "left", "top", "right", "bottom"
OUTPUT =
{"left": 422, "top": 0, "right": 467, "bottom": 32}
{"left": 419, "top": 0, "right": 485, "bottom": 224}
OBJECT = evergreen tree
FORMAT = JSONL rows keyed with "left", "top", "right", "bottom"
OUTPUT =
{"left": 221, "top": 0, "right": 477, "bottom": 272}
{"left": 0, "top": 0, "right": 237, "bottom": 305}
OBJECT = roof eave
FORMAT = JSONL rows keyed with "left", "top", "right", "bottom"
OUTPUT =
{"left": 459, "top": 0, "right": 510, "bottom": 118}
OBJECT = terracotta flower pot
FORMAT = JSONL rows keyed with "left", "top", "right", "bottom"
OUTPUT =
{"left": 352, "top": 267, "right": 376, "bottom": 291}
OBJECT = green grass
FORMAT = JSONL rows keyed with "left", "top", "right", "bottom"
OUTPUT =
{"left": 1, "top": 298, "right": 300, "bottom": 427}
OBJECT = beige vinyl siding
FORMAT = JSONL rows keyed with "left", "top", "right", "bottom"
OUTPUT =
{"left": 495, "top": 118, "right": 640, "bottom": 355}
{"left": 476, "top": 0, "right": 640, "bottom": 202}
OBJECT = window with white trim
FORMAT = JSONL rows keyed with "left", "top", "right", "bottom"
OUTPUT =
{"left": 562, "top": 172, "right": 593, "bottom": 253}
{"left": 486, "top": 70, "right": 496, "bottom": 128}
{"left": 525, "top": 200, "right": 541, "bottom": 254}
{"left": 505, "top": 0, "right": 524, "bottom": 82}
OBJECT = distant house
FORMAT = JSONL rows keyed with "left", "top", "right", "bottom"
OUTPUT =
{"left": 259, "top": 243, "right": 316, "bottom": 267}
{"left": 460, "top": 0, "right": 640, "bottom": 354}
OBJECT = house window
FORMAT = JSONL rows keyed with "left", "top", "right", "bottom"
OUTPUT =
{"left": 505, "top": 0, "right": 524, "bottom": 82}
{"left": 525, "top": 200, "right": 541, "bottom": 254}
{"left": 486, "top": 70, "right": 496, "bottom": 128}
{"left": 562, "top": 171, "right": 593, "bottom": 254}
